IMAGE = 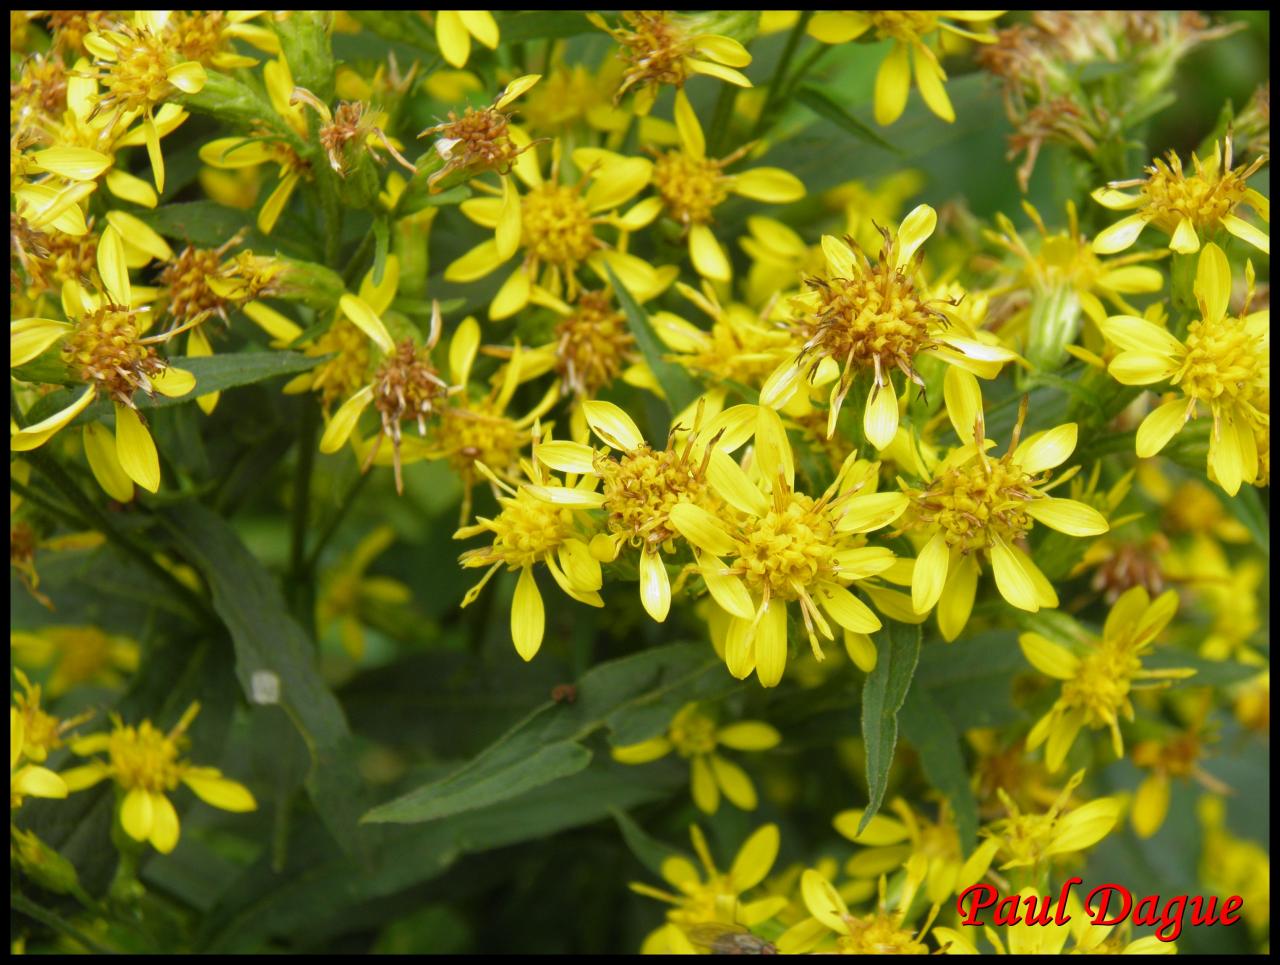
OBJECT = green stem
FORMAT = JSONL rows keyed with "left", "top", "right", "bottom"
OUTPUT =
{"left": 341, "top": 230, "right": 376, "bottom": 288}
{"left": 11, "top": 893, "right": 117, "bottom": 955}
{"left": 304, "top": 468, "right": 372, "bottom": 570}
{"left": 287, "top": 401, "right": 320, "bottom": 636}
{"left": 23, "top": 451, "right": 216, "bottom": 625}
{"left": 779, "top": 40, "right": 830, "bottom": 102}
{"left": 707, "top": 83, "right": 740, "bottom": 157}
{"left": 752, "top": 12, "right": 814, "bottom": 139}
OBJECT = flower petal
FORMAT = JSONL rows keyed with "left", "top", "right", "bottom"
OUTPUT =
{"left": 511, "top": 566, "right": 545, "bottom": 661}
{"left": 115, "top": 404, "right": 160, "bottom": 492}
{"left": 1024, "top": 498, "right": 1109, "bottom": 536}
{"left": 583, "top": 400, "right": 644, "bottom": 451}
{"left": 639, "top": 550, "right": 671, "bottom": 623}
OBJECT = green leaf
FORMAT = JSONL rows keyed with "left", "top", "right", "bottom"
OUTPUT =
{"left": 602, "top": 264, "right": 702, "bottom": 416}
{"left": 273, "top": 12, "right": 335, "bottom": 102}
{"left": 362, "top": 643, "right": 715, "bottom": 824}
{"left": 176, "top": 70, "right": 280, "bottom": 132}
{"left": 347, "top": 11, "right": 439, "bottom": 55}
{"left": 899, "top": 687, "right": 977, "bottom": 852}
{"left": 11, "top": 347, "right": 76, "bottom": 386}
{"left": 134, "top": 202, "right": 252, "bottom": 248}
{"left": 914, "top": 630, "right": 1025, "bottom": 731}
{"left": 372, "top": 215, "right": 390, "bottom": 287}
{"left": 498, "top": 11, "right": 598, "bottom": 43}
{"left": 160, "top": 503, "right": 368, "bottom": 854}
{"left": 858, "top": 619, "right": 921, "bottom": 834}
{"left": 611, "top": 807, "right": 686, "bottom": 878}
{"left": 796, "top": 85, "right": 898, "bottom": 153}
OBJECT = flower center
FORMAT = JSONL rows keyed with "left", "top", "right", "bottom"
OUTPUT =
{"left": 520, "top": 183, "right": 596, "bottom": 271}
{"left": 869, "top": 11, "right": 939, "bottom": 42}
{"left": 800, "top": 258, "right": 940, "bottom": 383}
{"left": 95, "top": 26, "right": 174, "bottom": 115}
{"left": 615, "top": 11, "right": 690, "bottom": 90}
{"left": 1174, "top": 315, "right": 1264, "bottom": 403}
{"left": 554, "top": 290, "right": 634, "bottom": 397}
{"left": 652, "top": 151, "right": 729, "bottom": 226}
{"left": 169, "top": 10, "right": 226, "bottom": 64}
{"left": 160, "top": 246, "right": 224, "bottom": 324}
{"left": 912, "top": 460, "right": 1036, "bottom": 552}
{"left": 108, "top": 722, "right": 183, "bottom": 792}
{"left": 669, "top": 705, "right": 718, "bottom": 757}
{"left": 1059, "top": 647, "right": 1139, "bottom": 726}
{"left": 372, "top": 339, "right": 449, "bottom": 443}
{"left": 734, "top": 493, "right": 839, "bottom": 600}
{"left": 1141, "top": 160, "right": 1248, "bottom": 230}
{"left": 486, "top": 491, "right": 578, "bottom": 569}
{"left": 62, "top": 306, "right": 166, "bottom": 404}
{"left": 835, "top": 913, "right": 928, "bottom": 955}
{"left": 436, "top": 405, "right": 525, "bottom": 477}
{"left": 599, "top": 445, "right": 711, "bottom": 551}
{"left": 309, "top": 319, "right": 373, "bottom": 409}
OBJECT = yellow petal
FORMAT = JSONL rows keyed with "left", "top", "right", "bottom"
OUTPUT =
{"left": 911, "top": 532, "right": 950, "bottom": 613}
{"left": 688, "top": 223, "right": 730, "bottom": 282}
{"left": 258, "top": 171, "right": 299, "bottom": 234}
{"left": 84, "top": 422, "right": 134, "bottom": 502}
{"left": 731, "top": 167, "right": 805, "bottom": 204}
{"left": 863, "top": 382, "right": 899, "bottom": 450}
{"left": 911, "top": 44, "right": 953, "bottom": 122}
{"left": 1221, "top": 214, "right": 1269, "bottom": 255}
{"left": 105, "top": 210, "right": 173, "bottom": 262}
{"left": 690, "top": 754, "right": 719, "bottom": 813}
{"left": 833, "top": 809, "right": 909, "bottom": 845}
{"left": 489, "top": 266, "right": 531, "bottom": 321}
{"left": 709, "top": 753, "right": 757, "bottom": 810}
{"left": 1131, "top": 773, "right": 1170, "bottom": 839}
{"left": 639, "top": 550, "right": 671, "bottom": 623}
{"left": 11, "top": 387, "right": 97, "bottom": 452}
{"left": 692, "top": 34, "right": 752, "bottom": 67}
{"left": 181, "top": 767, "right": 257, "bottom": 811}
{"left": 459, "top": 10, "right": 498, "bottom": 48}
{"left": 1134, "top": 400, "right": 1188, "bottom": 457}
{"left": 1024, "top": 498, "right": 1109, "bottom": 536}
{"left": 511, "top": 566, "right": 545, "bottom": 661}
{"left": 754, "top": 601, "right": 788, "bottom": 687}
{"left": 338, "top": 293, "right": 395, "bottom": 355}
{"left": 436, "top": 10, "right": 470, "bottom": 68}
{"left": 583, "top": 399, "right": 644, "bottom": 451}
{"left": 707, "top": 449, "right": 768, "bottom": 515}
{"left": 243, "top": 302, "right": 302, "bottom": 346}
{"left": 1011, "top": 423, "right": 1077, "bottom": 474}
{"left": 106, "top": 169, "right": 158, "bottom": 208}
{"left": 166, "top": 61, "right": 207, "bottom": 94}
{"left": 673, "top": 89, "right": 705, "bottom": 159}
{"left": 1193, "top": 242, "right": 1231, "bottom": 323}
{"left": 1168, "top": 216, "right": 1200, "bottom": 254}
{"left": 611, "top": 736, "right": 673, "bottom": 764}
{"left": 943, "top": 365, "right": 982, "bottom": 444}
{"left": 836, "top": 492, "right": 909, "bottom": 533}
{"left": 143, "top": 114, "right": 164, "bottom": 194}
{"left": 936, "top": 554, "right": 979, "bottom": 641}
{"left": 535, "top": 440, "right": 596, "bottom": 475}
{"left": 896, "top": 204, "right": 937, "bottom": 269}
{"left": 120, "top": 786, "right": 155, "bottom": 842}
{"left": 716, "top": 721, "right": 780, "bottom": 751}
{"left": 990, "top": 538, "right": 1040, "bottom": 612}
{"left": 730, "top": 823, "right": 780, "bottom": 890}
{"left": 97, "top": 225, "right": 131, "bottom": 307}
{"left": 31, "top": 146, "right": 111, "bottom": 181}
{"left": 702, "top": 560, "right": 755, "bottom": 620}
{"left": 152, "top": 366, "right": 196, "bottom": 398}
{"left": 149, "top": 791, "right": 180, "bottom": 853}
{"left": 670, "top": 503, "right": 736, "bottom": 556}
{"left": 114, "top": 404, "right": 160, "bottom": 492}
{"left": 801, "top": 868, "right": 849, "bottom": 931}
{"left": 1018, "top": 632, "right": 1080, "bottom": 679}
{"left": 754, "top": 405, "right": 794, "bottom": 490}
{"left": 815, "top": 583, "right": 882, "bottom": 633}
{"left": 873, "top": 43, "right": 911, "bottom": 126}
{"left": 11, "top": 319, "right": 71, "bottom": 367}
{"left": 320, "top": 386, "right": 374, "bottom": 453}
{"left": 1092, "top": 214, "right": 1149, "bottom": 254}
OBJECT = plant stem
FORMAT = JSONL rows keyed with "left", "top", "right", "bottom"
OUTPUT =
{"left": 11, "top": 893, "right": 117, "bottom": 955}
{"left": 752, "top": 12, "right": 814, "bottom": 140}
{"left": 707, "top": 83, "right": 740, "bottom": 157}
{"left": 287, "top": 400, "right": 320, "bottom": 637}
{"left": 304, "top": 468, "right": 372, "bottom": 570}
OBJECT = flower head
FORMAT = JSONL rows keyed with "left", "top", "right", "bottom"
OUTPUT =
{"left": 983, "top": 768, "right": 1122, "bottom": 871}
{"left": 61, "top": 702, "right": 256, "bottom": 853}
{"left": 1092, "top": 136, "right": 1270, "bottom": 256}
{"left": 418, "top": 74, "right": 540, "bottom": 189}
{"left": 777, "top": 860, "right": 934, "bottom": 954}
{"left": 1099, "top": 243, "right": 1269, "bottom": 494}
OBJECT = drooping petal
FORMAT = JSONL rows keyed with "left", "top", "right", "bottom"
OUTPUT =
{"left": 84, "top": 422, "right": 134, "bottom": 502}
{"left": 114, "top": 404, "right": 161, "bottom": 492}
{"left": 990, "top": 538, "right": 1040, "bottom": 612}
{"left": 911, "top": 532, "right": 951, "bottom": 613}
{"left": 511, "top": 566, "right": 545, "bottom": 661}
{"left": 936, "top": 554, "right": 979, "bottom": 642}
{"left": 638, "top": 550, "right": 671, "bottom": 623}
{"left": 1193, "top": 242, "right": 1231, "bottom": 323}
{"left": 318, "top": 385, "right": 374, "bottom": 453}
{"left": 149, "top": 791, "right": 181, "bottom": 853}
{"left": 120, "top": 786, "right": 156, "bottom": 842}
{"left": 873, "top": 42, "right": 912, "bottom": 126}
{"left": 753, "top": 601, "right": 788, "bottom": 687}
{"left": 688, "top": 223, "right": 731, "bottom": 282}
{"left": 709, "top": 753, "right": 757, "bottom": 810}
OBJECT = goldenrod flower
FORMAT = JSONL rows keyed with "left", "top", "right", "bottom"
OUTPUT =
{"left": 10, "top": 225, "right": 197, "bottom": 493}
{"left": 165, "top": 10, "right": 280, "bottom": 70}
{"left": 649, "top": 90, "right": 804, "bottom": 282}
{"left": 199, "top": 53, "right": 310, "bottom": 234}
{"left": 1198, "top": 795, "right": 1271, "bottom": 934}
{"left": 10, "top": 707, "right": 67, "bottom": 810}
{"left": 761, "top": 205, "right": 1017, "bottom": 448}
{"left": 670, "top": 408, "right": 907, "bottom": 686}
{"left": 10, "top": 625, "right": 140, "bottom": 697}
{"left": 807, "top": 12, "right": 1004, "bottom": 125}
{"left": 612, "top": 702, "right": 780, "bottom": 813}
{"left": 446, "top": 136, "right": 661, "bottom": 319}
{"left": 521, "top": 288, "right": 643, "bottom": 403}
{"left": 631, "top": 823, "right": 787, "bottom": 954}
{"left": 531, "top": 397, "right": 752, "bottom": 623}
{"left": 431, "top": 11, "right": 499, "bottom": 69}
{"left": 61, "top": 702, "right": 257, "bottom": 854}
{"left": 418, "top": 74, "right": 541, "bottom": 189}
{"left": 455, "top": 448, "right": 604, "bottom": 661}
{"left": 590, "top": 11, "right": 753, "bottom": 114}
{"left": 519, "top": 59, "right": 631, "bottom": 136}
{"left": 776, "top": 859, "right": 934, "bottom": 954}
{"left": 1092, "top": 136, "right": 1270, "bottom": 256}
{"left": 11, "top": 669, "right": 92, "bottom": 765}
{"left": 835, "top": 799, "right": 999, "bottom": 905}
{"left": 316, "top": 525, "right": 411, "bottom": 661}
{"left": 1129, "top": 719, "right": 1228, "bottom": 840}
{"left": 1020, "top": 586, "right": 1195, "bottom": 771}
{"left": 1098, "top": 243, "right": 1269, "bottom": 495}
{"left": 82, "top": 12, "right": 208, "bottom": 195}
{"left": 983, "top": 768, "right": 1122, "bottom": 871}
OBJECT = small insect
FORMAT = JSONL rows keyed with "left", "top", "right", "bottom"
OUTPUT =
{"left": 550, "top": 683, "right": 578, "bottom": 704}
{"left": 684, "top": 922, "right": 778, "bottom": 955}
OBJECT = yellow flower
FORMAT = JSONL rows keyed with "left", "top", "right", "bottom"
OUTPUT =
{"left": 11, "top": 706, "right": 68, "bottom": 810}
{"left": 631, "top": 823, "right": 787, "bottom": 954}
{"left": 455, "top": 445, "right": 604, "bottom": 661}
{"left": 418, "top": 74, "right": 541, "bottom": 189}
{"left": 198, "top": 53, "right": 310, "bottom": 234}
{"left": 10, "top": 224, "right": 198, "bottom": 493}
{"left": 983, "top": 768, "right": 1122, "bottom": 871}
{"left": 807, "top": 12, "right": 1004, "bottom": 125}
{"left": 445, "top": 135, "right": 662, "bottom": 319}
{"left": 61, "top": 702, "right": 257, "bottom": 854}
{"left": 316, "top": 525, "right": 412, "bottom": 661}
{"left": 1092, "top": 136, "right": 1270, "bottom": 256}
{"left": 1020, "top": 586, "right": 1195, "bottom": 771}
{"left": 82, "top": 12, "right": 208, "bottom": 194}
{"left": 431, "top": 10, "right": 499, "bottom": 69}
{"left": 11, "top": 668, "right": 93, "bottom": 766}
{"left": 835, "top": 800, "right": 999, "bottom": 906}
{"left": 669, "top": 407, "right": 907, "bottom": 687}
{"left": 10, "top": 626, "right": 140, "bottom": 697}
{"left": 589, "top": 11, "right": 753, "bottom": 114}
{"left": 165, "top": 10, "right": 280, "bottom": 70}
{"left": 1198, "top": 795, "right": 1270, "bottom": 934}
{"left": 1098, "top": 243, "right": 1269, "bottom": 495}
{"left": 519, "top": 287, "right": 643, "bottom": 403}
{"left": 531, "top": 397, "right": 753, "bottom": 623}
{"left": 519, "top": 59, "right": 631, "bottom": 136}
{"left": 612, "top": 702, "right": 780, "bottom": 813}
{"left": 776, "top": 859, "right": 934, "bottom": 954}
{"left": 761, "top": 205, "right": 1017, "bottom": 448}
{"left": 901, "top": 391, "right": 1108, "bottom": 637}
{"left": 1129, "top": 718, "right": 1229, "bottom": 840}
